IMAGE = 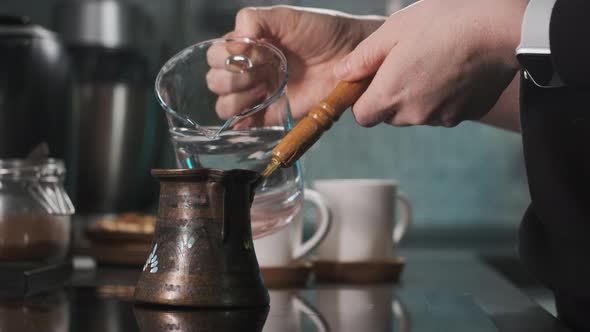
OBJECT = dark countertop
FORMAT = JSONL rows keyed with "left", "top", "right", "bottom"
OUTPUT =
{"left": 0, "top": 249, "right": 572, "bottom": 332}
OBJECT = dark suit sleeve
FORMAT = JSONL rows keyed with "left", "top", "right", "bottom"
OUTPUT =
{"left": 550, "top": 0, "right": 590, "bottom": 87}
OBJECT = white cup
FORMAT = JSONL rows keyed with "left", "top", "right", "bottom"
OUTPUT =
{"left": 314, "top": 179, "right": 412, "bottom": 262}
{"left": 254, "top": 189, "right": 331, "bottom": 267}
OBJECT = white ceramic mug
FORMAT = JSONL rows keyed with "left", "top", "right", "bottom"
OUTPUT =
{"left": 314, "top": 179, "right": 412, "bottom": 262}
{"left": 254, "top": 189, "right": 331, "bottom": 267}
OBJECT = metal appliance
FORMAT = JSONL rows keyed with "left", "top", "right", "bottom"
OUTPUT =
{"left": 0, "top": 16, "right": 71, "bottom": 158}
{"left": 53, "top": 0, "right": 163, "bottom": 213}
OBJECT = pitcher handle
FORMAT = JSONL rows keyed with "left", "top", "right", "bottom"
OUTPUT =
{"left": 292, "top": 189, "right": 331, "bottom": 260}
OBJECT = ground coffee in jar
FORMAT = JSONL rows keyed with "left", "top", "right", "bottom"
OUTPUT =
{"left": 0, "top": 215, "right": 70, "bottom": 261}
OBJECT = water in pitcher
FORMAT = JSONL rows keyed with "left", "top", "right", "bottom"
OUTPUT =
{"left": 170, "top": 126, "right": 303, "bottom": 238}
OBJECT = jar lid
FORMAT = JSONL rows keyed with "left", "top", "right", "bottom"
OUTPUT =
{"left": 0, "top": 158, "right": 75, "bottom": 215}
{"left": 0, "top": 15, "right": 60, "bottom": 40}
{"left": 0, "top": 158, "right": 67, "bottom": 182}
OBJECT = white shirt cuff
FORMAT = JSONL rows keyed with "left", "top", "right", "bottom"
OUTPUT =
{"left": 517, "top": 0, "right": 557, "bottom": 55}
{"left": 517, "top": 0, "right": 563, "bottom": 88}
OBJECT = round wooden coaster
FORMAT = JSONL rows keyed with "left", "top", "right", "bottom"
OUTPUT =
{"left": 260, "top": 262, "right": 312, "bottom": 288}
{"left": 313, "top": 257, "right": 405, "bottom": 284}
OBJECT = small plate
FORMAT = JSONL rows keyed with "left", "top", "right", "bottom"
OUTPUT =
{"left": 260, "top": 262, "right": 312, "bottom": 288}
{"left": 86, "top": 228, "right": 154, "bottom": 244}
{"left": 90, "top": 243, "right": 151, "bottom": 266}
{"left": 313, "top": 257, "right": 405, "bottom": 284}
{"left": 85, "top": 213, "right": 156, "bottom": 244}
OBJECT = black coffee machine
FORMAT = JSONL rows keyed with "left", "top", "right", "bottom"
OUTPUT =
{"left": 0, "top": 16, "right": 71, "bottom": 159}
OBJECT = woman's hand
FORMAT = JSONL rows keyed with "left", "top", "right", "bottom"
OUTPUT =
{"left": 334, "top": 0, "right": 527, "bottom": 127}
{"left": 207, "top": 6, "right": 384, "bottom": 122}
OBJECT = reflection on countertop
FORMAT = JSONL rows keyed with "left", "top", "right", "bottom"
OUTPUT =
{"left": 0, "top": 291, "right": 70, "bottom": 332}
{"left": 0, "top": 250, "right": 571, "bottom": 332}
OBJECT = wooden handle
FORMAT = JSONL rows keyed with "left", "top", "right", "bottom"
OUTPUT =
{"left": 271, "top": 77, "right": 371, "bottom": 168}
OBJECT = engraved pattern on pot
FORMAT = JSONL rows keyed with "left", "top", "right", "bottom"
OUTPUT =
{"left": 143, "top": 243, "right": 159, "bottom": 273}
{"left": 149, "top": 219, "right": 217, "bottom": 276}
{"left": 176, "top": 234, "right": 196, "bottom": 274}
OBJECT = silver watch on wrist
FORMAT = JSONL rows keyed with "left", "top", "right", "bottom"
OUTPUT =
{"left": 516, "top": 0, "right": 564, "bottom": 88}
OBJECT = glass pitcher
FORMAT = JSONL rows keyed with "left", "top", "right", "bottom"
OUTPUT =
{"left": 155, "top": 37, "right": 302, "bottom": 239}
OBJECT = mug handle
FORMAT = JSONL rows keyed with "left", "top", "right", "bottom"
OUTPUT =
{"left": 292, "top": 189, "right": 331, "bottom": 260}
{"left": 292, "top": 294, "right": 329, "bottom": 332}
{"left": 393, "top": 192, "right": 412, "bottom": 244}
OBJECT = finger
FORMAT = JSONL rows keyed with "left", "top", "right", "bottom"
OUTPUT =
{"left": 351, "top": 50, "right": 403, "bottom": 127}
{"left": 208, "top": 41, "right": 279, "bottom": 82}
{"left": 333, "top": 25, "right": 396, "bottom": 81}
{"left": 223, "top": 31, "right": 235, "bottom": 38}
{"left": 353, "top": 43, "right": 437, "bottom": 128}
{"left": 207, "top": 40, "right": 256, "bottom": 69}
{"left": 207, "top": 32, "right": 241, "bottom": 68}
{"left": 231, "top": 113, "right": 266, "bottom": 130}
{"left": 230, "top": 97, "right": 287, "bottom": 129}
{"left": 391, "top": 103, "right": 434, "bottom": 127}
{"left": 206, "top": 67, "right": 267, "bottom": 95}
{"left": 207, "top": 41, "right": 246, "bottom": 69}
{"left": 215, "top": 85, "right": 267, "bottom": 119}
{"left": 207, "top": 42, "right": 230, "bottom": 68}
{"left": 234, "top": 6, "right": 288, "bottom": 39}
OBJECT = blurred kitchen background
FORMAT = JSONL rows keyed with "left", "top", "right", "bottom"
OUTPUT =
{"left": 0, "top": 0, "right": 529, "bottom": 231}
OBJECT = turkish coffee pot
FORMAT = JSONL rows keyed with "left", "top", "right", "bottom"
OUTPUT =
{"left": 134, "top": 168, "right": 269, "bottom": 307}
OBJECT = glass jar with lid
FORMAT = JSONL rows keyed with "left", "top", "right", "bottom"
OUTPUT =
{"left": 0, "top": 159, "right": 75, "bottom": 262}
